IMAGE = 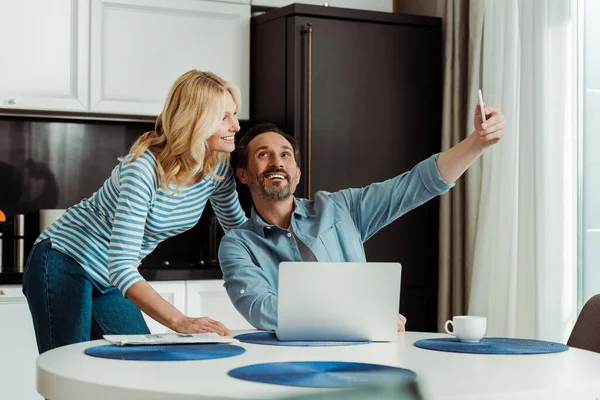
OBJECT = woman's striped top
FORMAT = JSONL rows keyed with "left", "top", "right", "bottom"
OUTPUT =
{"left": 36, "top": 151, "right": 247, "bottom": 295}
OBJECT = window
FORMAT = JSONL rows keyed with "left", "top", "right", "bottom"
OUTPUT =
{"left": 581, "top": 0, "right": 600, "bottom": 306}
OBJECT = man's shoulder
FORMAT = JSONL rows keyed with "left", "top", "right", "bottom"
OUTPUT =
{"left": 219, "top": 219, "right": 262, "bottom": 261}
{"left": 222, "top": 218, "right": 258, "bottom": 241}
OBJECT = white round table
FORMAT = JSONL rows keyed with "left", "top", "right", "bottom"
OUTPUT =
{"left": 37, "top": 332, "right": 600, "bottom": 400}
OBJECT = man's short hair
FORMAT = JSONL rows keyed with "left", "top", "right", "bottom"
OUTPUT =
{"left": 235, "top": 123, "right": 301, "bottom": 170}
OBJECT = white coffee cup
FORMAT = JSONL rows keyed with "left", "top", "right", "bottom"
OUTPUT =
{"left": 444, "top": 316, "right": 487, "bottom": 342}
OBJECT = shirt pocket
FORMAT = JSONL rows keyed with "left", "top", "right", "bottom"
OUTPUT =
{"left": 319, "top": 220, "right": 365, "bottom": 262}
{"left": 318, "top": 223, "right": 344, "bottom": 261}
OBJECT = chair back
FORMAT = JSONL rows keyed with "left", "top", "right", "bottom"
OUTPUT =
{"left": 568, "top": 294, "right": 600, "bottom": 353}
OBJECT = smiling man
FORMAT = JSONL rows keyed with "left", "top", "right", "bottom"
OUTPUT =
{"left": 220, "top": 108, "right": 504, "bottom": 331}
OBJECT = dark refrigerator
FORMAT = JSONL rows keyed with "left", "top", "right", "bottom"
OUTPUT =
{"left": 250, "top": 4, "right": 443, "bottom": 331}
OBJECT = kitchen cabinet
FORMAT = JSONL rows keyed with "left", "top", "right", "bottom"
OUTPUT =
{"left": 251, "top": 5, "right": 442, "bottom": 331}
{"left": 186, "top": 280, "right": 253, "bottom": 330}
{"left": 0, "top": 286, "right": 41, "bottom": 400}
{"left": 143, "top": 281, "right": 187, "bottom": 334}
{"left": 0, "top": 0, "right": 89, "bottom": 113}
{"left": 251, "top": 0, "right": 393, "bottom": 13}
{"left": 0, "top": 0, "right": 250, "bottom": 119}
{"left": 89, "top": 0, "right": 250, "bottom": 119}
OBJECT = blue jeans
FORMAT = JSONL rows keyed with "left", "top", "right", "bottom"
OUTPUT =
{"left": 22, "top": 238, "right": 150, "bottom": 354}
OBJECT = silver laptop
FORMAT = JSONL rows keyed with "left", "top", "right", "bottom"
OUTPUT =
{"left": 276, "top": 262, "right": 402, "bottom": 342}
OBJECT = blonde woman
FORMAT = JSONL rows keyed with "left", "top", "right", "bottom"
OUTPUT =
{"left": 22, "top": 71, "right": 247, "bottom": 354}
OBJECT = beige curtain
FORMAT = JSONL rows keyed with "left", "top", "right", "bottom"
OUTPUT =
{"left": 396, "top": 0, "right": 485, "bottom": 331}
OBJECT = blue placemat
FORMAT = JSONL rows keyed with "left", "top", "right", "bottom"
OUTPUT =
{"left": 84, "top": 343, "right": 246, "bottom": 361}
{"left": 414, "top": 337, "right": 569, "bottom": 355}
{"left": 228, "top": 361, "right": 417, "bottom": 388}
{"left": 235, "top": 332, "right": 370, "bottom": 347}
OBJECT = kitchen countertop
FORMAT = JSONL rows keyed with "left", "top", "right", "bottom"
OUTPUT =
{"left": 0, "top": 266, "right": 223, "bottom": 285}
{"left": 0, "top": 271, "right": 23, "bottom": 285}
{"left": 139, "top": 265, "right": 223, "bottom": 281}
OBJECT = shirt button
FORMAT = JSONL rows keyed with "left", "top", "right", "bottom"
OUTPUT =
{"left": 266, "top": 226, "right": 271, "bottom": 230}
{"left": 287, "top": 232, "right": 292, "bottom": 238}
{"left": 240, "top": 289, "right": 245, "bottom": 294}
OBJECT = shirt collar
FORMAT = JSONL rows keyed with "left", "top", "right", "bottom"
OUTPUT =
{"left": 250, "top": 207, "right": 270, "bottom": 237}
{"left": 292, "top": 197, "right": 308, "bottom": 218}
{"left": 250, "top": 197, "right": 308, "bottom": 237}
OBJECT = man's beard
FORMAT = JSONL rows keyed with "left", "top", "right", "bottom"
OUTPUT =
{"left": 249, "top": 167, "right": 298, "bottom": 201}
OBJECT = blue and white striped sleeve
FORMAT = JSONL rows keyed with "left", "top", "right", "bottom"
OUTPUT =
{"left": 108, "top": 157, "right": 155, "bottom": 296}
{"left": 210, "top": 162, "right": 247, "bottom": 233}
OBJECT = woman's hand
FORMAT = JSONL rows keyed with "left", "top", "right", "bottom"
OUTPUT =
{"left": 172, "top": 316, "right": 232, "bottom": 336}
{"left": 127, "top": 281, "right": 232, "bottom": 337}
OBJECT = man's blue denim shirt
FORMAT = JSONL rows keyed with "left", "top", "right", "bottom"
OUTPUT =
{"left": 218, "top": 154, "right": 454, "bottom": 331}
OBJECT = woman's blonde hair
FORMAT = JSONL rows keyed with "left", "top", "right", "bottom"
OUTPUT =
{"left": 124, "top": 70, "right": 241, "bottom": 191}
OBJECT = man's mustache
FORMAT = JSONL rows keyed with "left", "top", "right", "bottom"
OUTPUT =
{"left": 260, "top": 167, "right": 290, "bottom": 181}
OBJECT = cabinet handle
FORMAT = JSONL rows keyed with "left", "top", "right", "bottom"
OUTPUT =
{"left": 7, "top": 98, "right": 17, "bottom": 105}
{"left": 302, "top": 23, "right": 313, "bottom": 200}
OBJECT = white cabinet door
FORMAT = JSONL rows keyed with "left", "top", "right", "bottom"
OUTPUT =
{"left": 251, "top": 0, "right": 393, "bottom": 13}
{"left": 0, "top": 0, "right": 89, "bottom": 112}
{"left": 142, "top": 281, "right": 187, "bottom": 334}
{"left": 186, "top": 280, "right": 253, "bottom": 330}
{"left": 90, "top": 0, "right": 250, "bottom": 119}
{"left": 0, "top": 286, "right": 42, "bottom": 400}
